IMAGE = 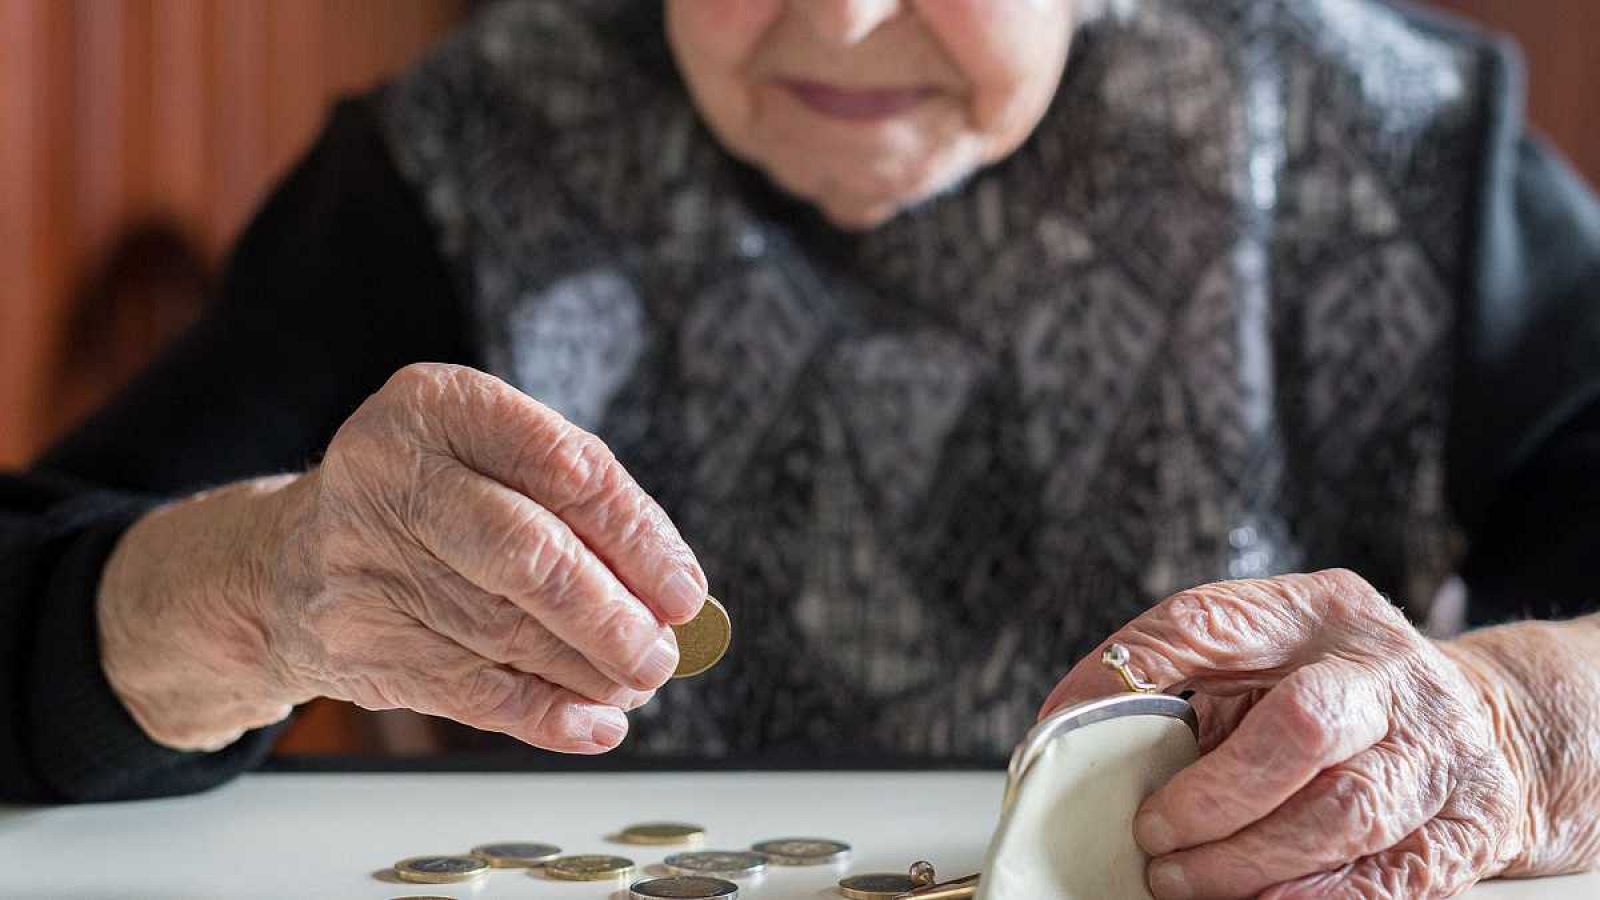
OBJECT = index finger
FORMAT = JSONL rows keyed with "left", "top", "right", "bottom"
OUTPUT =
{"left": 1135, "top": 658, "right": 1388, "bottom": 856}
{"left": 1037, "top": 570, "right": 1369, "bottom": 717}
{"left": 403, "top": 364, "right": 708, "bottom": 625}
{"left": 406, "top": 459, "right": 679, "bottom": 690}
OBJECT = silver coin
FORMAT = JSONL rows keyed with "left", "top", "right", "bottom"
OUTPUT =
{"left": 749, "top": 837, "right": 852, "bottom": 866}
{"left": 470, "top": 841, "right": 563, "bottom": 867}
{"left": 392, "top": 855, "right": 490, "bottom": 884}
{"left": 838, "top": 872, "right": 919, "bottom": 899}
{"left": 661, "top": 850, "right": 769, "bottom": 878}
{"left": 629, "top": 874, "right": 740, "bottom": 899}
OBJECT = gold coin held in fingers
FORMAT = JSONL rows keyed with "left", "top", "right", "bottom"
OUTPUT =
{"left": 392, "top": 855, "right": 489, "bottom": 884}
{"left": 618, "top": 822, "right": 706, "bottom": 845}
{"left": 545, "top": 854, "right": 636, "bottom": 881}
{"left": 838, "top": 872, "right": 918, "bottom": 899}
{"left": 671, "top": 595, "right": 731, "bottom": 678}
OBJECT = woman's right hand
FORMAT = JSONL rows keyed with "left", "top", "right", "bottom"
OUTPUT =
{"left": 99, "top": 363, "right": 707, "bottom": 754}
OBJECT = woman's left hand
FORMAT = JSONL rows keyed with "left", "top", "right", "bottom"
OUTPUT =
{"left": 1039, "top": 568, "right": 1530, "bottom": 899}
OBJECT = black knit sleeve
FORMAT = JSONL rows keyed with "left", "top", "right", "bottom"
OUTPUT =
{"left": 0, "top": 94, "right": 472, "bottom": 802}
{"left": 1449, "top": 47, "right": 1600, "bottom": 625}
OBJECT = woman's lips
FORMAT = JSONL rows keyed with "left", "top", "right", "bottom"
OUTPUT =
{"left": 780, "top": 79, "right": 939, "bottom": 121}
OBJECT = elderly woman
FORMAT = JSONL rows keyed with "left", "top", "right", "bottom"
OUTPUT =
{"left": 3, "top": 0, "right": 1598, "bottom": 895}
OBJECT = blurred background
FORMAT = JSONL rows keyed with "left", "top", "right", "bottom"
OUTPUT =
{"left": 2, "top": 0, "right": 1596, "bottom": 758}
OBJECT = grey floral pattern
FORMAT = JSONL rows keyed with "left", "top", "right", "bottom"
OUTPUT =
{"left": 382, "top": 0, "right": 1487, "bottom": 761}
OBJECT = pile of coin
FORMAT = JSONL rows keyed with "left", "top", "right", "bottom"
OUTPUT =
{"left": 390, "top": 841, "right": 563, "bottom": 884}
{"left": 382, "top": 590, "right": 928, "bottom": 899}
{"left": 387, "top": 823, "right": 868, "bottom": 898}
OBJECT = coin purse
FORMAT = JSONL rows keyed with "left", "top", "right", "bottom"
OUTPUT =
{"left": 974, "top": 690, "right": 1197, "bottom": 898}
{"left": 898, "top": 646, "right": 1198, "bottom": 900}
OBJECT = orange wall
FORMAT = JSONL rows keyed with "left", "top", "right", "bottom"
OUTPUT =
{"left": 1433, "top": 0, "right": 1600, "bottom": 186}
{"left": 0, "top": 0, "right": 466, "bottom": 467}
{"left": 4, "top": 2, "right": 1597, "bottom": 469}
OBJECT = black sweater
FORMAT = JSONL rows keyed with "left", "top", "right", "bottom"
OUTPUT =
{"left": 4, "top": 3, "right": 1600, "bottom": 803}
{"left": 0, "top": 100, "right": 471, "bottom": 802}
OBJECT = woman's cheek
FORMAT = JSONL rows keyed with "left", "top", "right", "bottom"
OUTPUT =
{"left": 665, "top": 0, "right": 782, "bottom": 67}
{"left": 916, "top": 0, "right": 1070, "bottom": 80}
{"left": 914, "top": 0, "right": 1073, "bottom": 142}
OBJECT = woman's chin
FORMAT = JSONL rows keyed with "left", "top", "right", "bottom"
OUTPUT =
{"left": 781, "top": 169, "right": 952, "bottom": 231}
{"left": 807, "top": 172, "right": 971, "bottom": 231}
{"left": 761, "top": 165, "right": 911, "bottom": 230}
{"left": 815, "top": 199, "right": 901, "bottom": 231}
{"left": 774, "top": 151, "right": 982, "bottom": 232}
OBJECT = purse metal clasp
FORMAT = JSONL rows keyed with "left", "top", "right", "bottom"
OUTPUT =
{"left": 1101, "top": 642, "right": 1158, "bottom": 693}
{"left": 894, "top": 861, "right": 980, "bottom": 899}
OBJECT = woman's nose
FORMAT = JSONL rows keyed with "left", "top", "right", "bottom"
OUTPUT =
{"left": 792, "top": 0, "right": 903, "bottom": 46}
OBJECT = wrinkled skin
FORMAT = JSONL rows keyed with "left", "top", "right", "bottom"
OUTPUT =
{"left": 100, "top": 363, "right": 707, "bottom": 753}
{"left": 96, "top": 390, "right": 1600, "bottom": 890}
{"left": 1040, "top": 570, "right": 1529, "bottom": 899}
{"left": 667, "top": 0, "right": 1075, "bottom": 229}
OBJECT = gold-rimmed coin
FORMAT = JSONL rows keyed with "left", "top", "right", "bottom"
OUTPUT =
{"left": 838, "top": 872, "right": 918, "bottom": 899}
{"left": 629, "top": 874, "right": 740, "bottom": 899}
{"left": 751, "top": 838, "right": 851, "bottom": 866}
{"left": 618, "top": 822, "right": 706, "bottom": 845}
{"left": 545, "top": 854, "right": 636, "bottom": 881}
{"left": 470, "top": 841, "right": 562, "bottom": 867}
{"left": 392, "top": 855, "right": 489, "bottom": 884}
{"left": 662, "top": 851, "right": 768, "bottom": 879}
{"left": 671, "top": 595, "right": 730, "bottom": 678}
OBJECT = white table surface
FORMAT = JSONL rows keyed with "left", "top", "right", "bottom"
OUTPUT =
{"left": 1, "top": 771, "right": 1593, "bottom": 899}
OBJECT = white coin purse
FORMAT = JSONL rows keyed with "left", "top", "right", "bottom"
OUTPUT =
{"left": 975, "top": 689, "right": 1197, "bottom": 898}
{"left": 899, "top": 646, "right": 1198, "bottom": 900}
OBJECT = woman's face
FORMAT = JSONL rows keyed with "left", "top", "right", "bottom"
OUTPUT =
{"left": 666, "top": 0, "right": 1076, "bottom": 230}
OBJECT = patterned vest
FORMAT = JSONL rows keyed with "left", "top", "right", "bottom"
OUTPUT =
{"left": 382, "top": 0, "right": 1488, "bottom": 761}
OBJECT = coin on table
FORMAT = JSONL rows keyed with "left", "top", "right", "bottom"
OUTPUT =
{"left": 750, "top": 837, "right": 852, "bottom": 866}
{"left": 629, "top": 874, "right": 741, "bottom": 899}
{"left": 392, "top": 855, "right": 490, "bottom": 884}
{"left": 544, "top": 854, "right": 637, "bottom": 881}
{"left": 470, "top": 841, "right": 563, "bottom": 867}
{"left": 662, "top": 850, "right": 769, "bottom": 879}
{"left": 671, "top": 595, "right": 731, "bottom": 678}
{"left": 617, "top": 822, "right": 706, "bottom": 845}
{"left": 838, "top": 872, "right": 919, "bottom": 899}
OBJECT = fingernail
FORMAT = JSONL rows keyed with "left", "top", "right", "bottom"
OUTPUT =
{"left": 633, "top": 634, "right": 679, "bottom": 686}
{"left": 589, "top": 708, "right": 628, "bottom": 747}
{"left": 1136, "top": 811, "right": 1178, "bottom": 855}
{"left": 659, "top": 569, "right": 705, "bottom": 620}
{"left": 1148, "top": 860, "right": 1191, "bottom": 900}
{"left": 619, "top": 689, "right": 656, "bottom": 711}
